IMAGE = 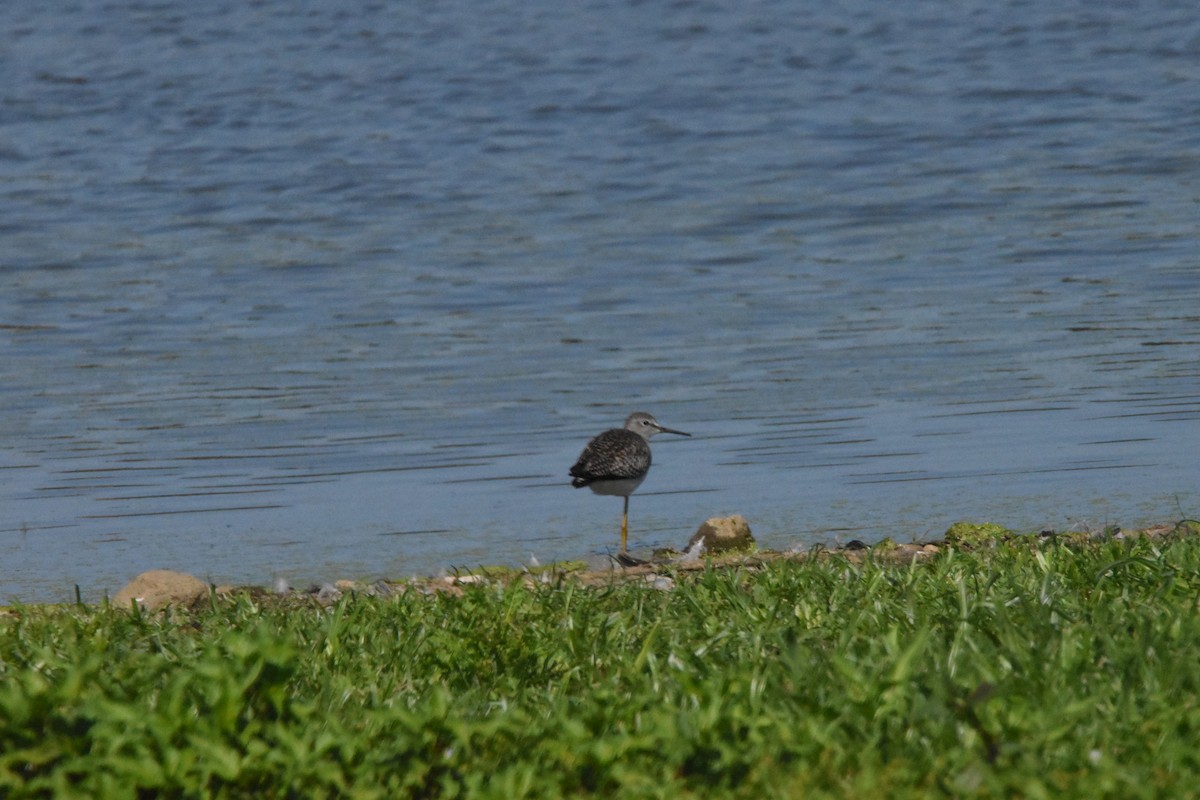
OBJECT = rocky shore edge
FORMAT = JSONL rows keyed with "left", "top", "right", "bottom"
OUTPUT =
{"left": 75, "top": 516, "right": 1200, "bottom": 614}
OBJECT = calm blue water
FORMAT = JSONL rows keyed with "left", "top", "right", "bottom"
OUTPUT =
{"left": 2, "top": 0, "right": 1198, "bottom": 602}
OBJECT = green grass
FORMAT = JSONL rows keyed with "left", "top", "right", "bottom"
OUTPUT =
{"left": 3, "top": 533, "right": 1200, "bottom": 798}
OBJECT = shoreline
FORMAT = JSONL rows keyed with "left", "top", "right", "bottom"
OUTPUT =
{"left": 51, "top": 517, "right": 1197, "bottom": 615}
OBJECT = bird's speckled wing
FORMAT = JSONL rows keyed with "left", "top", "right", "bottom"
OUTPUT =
{"left": 569, "top": 428, "right": 651, "bottom": 487}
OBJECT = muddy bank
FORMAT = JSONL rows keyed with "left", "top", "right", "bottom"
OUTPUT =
{"left": 98, "top": 518, "right": 1200, "bottom": 613}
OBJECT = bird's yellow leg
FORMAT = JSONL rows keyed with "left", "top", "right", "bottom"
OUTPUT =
{"left": 621, "top": 496, "right": 629, "bottom": 554}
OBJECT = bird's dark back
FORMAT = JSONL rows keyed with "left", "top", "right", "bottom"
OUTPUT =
{"left": 569, "top": 428, "right": 652, "bottom": 487}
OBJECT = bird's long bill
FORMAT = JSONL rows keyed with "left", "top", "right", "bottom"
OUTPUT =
{"left": 655, "top": 424, "right": 691, "bottom": 437}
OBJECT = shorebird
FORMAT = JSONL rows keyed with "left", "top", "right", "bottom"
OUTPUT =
{"left": 569, "top": 411, "right": 691, "bottom": 560}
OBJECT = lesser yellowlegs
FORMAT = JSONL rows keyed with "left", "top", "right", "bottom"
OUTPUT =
{"left": 569, "top": 411, "right": 690, "bottom": 560}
